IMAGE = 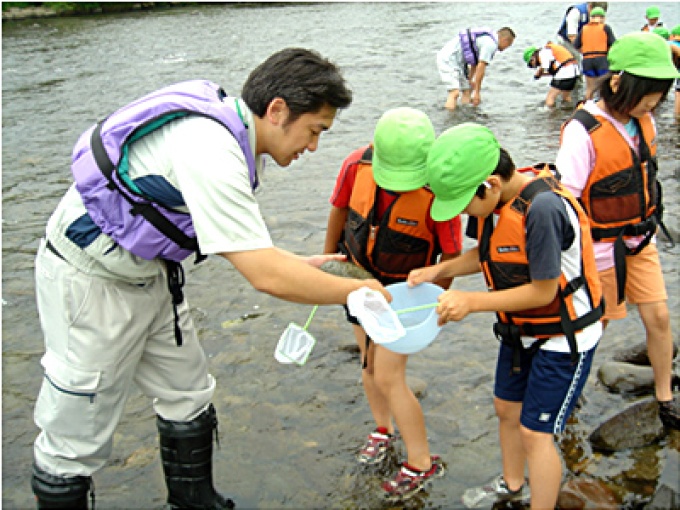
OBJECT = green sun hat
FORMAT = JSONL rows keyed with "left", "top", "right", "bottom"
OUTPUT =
{"left": 608, "top": 32, "right": 679, "bottom": 79}
{"left": 427, "top": 123, "right": 500, "bottom": 222}
{"left": 653, "top": 26, "right": 670, "bottom": 40}
{"left": 590, "top": 7, "right": 606, "bottom": 17}
{"left": 645, "top": 6, "right": 660, "bottom": 19}
{"left": 372, "top": 107, "right": 435, "bottom": 192}
{"left": 523, "top": 46, "right": 538, "bottom": 64}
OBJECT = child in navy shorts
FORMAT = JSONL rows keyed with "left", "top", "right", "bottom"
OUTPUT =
{"left": 408, "top": 123, "right": 604, "bottom": 509}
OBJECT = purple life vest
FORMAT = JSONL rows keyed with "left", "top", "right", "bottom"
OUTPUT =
{"left": 458, "top": 27, "right": 498, "bottom": 65}
{"left": 71, "top": 80, "right": 257, "bottom": 262}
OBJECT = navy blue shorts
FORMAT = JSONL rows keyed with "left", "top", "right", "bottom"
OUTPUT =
{"left": 494, "top": 343, "right": 596, "bottom": 434}
{"left": 582, "top": 57, "right": 609, "bottom": 78}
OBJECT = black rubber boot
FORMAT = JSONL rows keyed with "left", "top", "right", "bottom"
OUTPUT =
{"left": 157, "top": 404, "right": 235, "bottom": 509}
{"left": 31, "top": 463, "right": 93, "bottom": 509}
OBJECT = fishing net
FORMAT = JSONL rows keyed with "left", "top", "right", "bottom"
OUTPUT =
{"left": 347, "top": 287, "right": 406, "bottom": 344}
{"left": 275, "top": 306, "right": 318, "bottom": 365}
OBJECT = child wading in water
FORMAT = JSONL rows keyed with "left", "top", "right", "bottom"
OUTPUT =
{"left": 408, "top": 123, "right": 604, "bottom": 509}
{"left": 557, "top": 32, "right": 680, "bottom": 429}
{"left": 324, "top": 107, "right": 462, "bottom": 501}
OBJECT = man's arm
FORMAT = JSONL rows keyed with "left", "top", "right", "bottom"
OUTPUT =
{"left": 471, "top": 61, "right": 488, "bottom": 105}
{"left": 221, "top": 247, "right": 388, "bottom": 304}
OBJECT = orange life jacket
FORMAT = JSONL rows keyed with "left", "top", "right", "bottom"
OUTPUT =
{"left": 546, "top": 42, "right": 577, "bottom": 75}
{"left": 579, "top": 22, "right": 608, "bottom": 59}
{"left": 563, "top": 109, "right": 659, "bottom": 242}
{"left": 477, "top": 165, "right": 603, "bottom": 368}
{"left": 561, "top": 108, "right": 660, "bottom": 303}
{"left": 342, "top": 147, "right": 440, "bottom": 284}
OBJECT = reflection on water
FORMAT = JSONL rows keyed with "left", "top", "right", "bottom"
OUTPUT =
{"left": 3, "top": 3, "right": 679, "bottom": 509}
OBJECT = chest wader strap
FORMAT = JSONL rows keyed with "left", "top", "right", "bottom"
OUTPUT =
{"left": 165, "top": 260, "right": 185, "bottom": 346}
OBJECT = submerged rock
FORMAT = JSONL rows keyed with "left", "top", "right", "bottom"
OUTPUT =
{"left": 598, "top": 361, "right": 656, "bottom": 395}
{"left": 612, "top": 341, "right": 678, "bottom": 366}
{"left": 557, "top": 475, "right": 619, "bottom": 509}
{"left": 589, "top": 397, "right": 665, "bottom": 452}
{"left": 320, "top": 260, "right": 374, "bottom": 280}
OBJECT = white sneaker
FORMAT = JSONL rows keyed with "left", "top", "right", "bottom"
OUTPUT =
{"left": 461, "top": 474, "right": 529, "bottom": 508}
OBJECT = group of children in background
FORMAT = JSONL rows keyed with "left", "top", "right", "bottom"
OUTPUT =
{"left": 435, "top": 3, "right": 680, "bottom": 117}
{"left": 334, "top": 12, "right": 680, "bottom": 508}
{"left": 526, "top": 3, "right": 680, "bottom": 114}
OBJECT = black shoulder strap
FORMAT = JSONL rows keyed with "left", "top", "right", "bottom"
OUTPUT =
{"left": 91, "top": 121, "right": 205, "bottom": 260}
{"left": 467, "top": 29, "right": 480, "bottom": 65}
{"left": 571, "top": 109, "right": 600, "bottom": 133}
{"left": 361, "top": 146, "right": 373, "bottom": 162}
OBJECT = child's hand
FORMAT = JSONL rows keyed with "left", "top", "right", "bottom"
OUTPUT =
{"left": 407, "top": 265, "right": 440, "bottom": 287}
{"left": 436, "top": 290, "right": 471, "bottom": 325}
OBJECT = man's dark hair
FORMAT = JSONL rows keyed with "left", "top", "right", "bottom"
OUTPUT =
{"left": 241, "top": 48, "right": 353, "bottom": 124}
{"left": 597, "top": 72, "right": 672, "bottom": 116}
{"left": 498, "top": 27, "right": 516, "bottom": 39}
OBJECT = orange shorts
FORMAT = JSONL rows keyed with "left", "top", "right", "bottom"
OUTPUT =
{"left": 599, "top": 243, "right": 668, "bottom": 321}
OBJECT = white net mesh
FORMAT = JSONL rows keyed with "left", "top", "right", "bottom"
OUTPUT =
{"left": 275, "top": 323, "right": 316, "bottom": 365}
{"left": 347, "top": 287, "right": 406, "bottom": 343}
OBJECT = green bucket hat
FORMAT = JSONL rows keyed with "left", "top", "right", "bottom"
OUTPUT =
{"left": 372, "top": 107, "right": 435, "bottom": 192}
{"left": 523, "top": 46, "right": 538, "bottom": 64}
{"left": 653, "top": 26, "right": 670, "bottom": 40}
{"left": 645, "top": 6, "right": 660, "bottom": 19}
{"left": 427, "top": 123, "right": 500, "bottom": 221}
{"left": 608, "top": 32, "right": 679, "bottom": 79}
{"left": 590, "top": 7, "right": 606, "bottom": 17}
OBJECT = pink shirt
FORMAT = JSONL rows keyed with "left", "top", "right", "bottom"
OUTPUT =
{"left": 556, "top": 100, "right": 655, "bottom": 271}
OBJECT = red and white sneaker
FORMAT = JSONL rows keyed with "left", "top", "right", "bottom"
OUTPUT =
{"left": 382, "top": 455, "right": 445, "bottom": 501}
{"left": 357, "top": 427, "right": 396, "bottom": 465}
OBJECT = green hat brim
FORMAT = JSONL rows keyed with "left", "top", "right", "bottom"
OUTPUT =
{"left": 430, "top": 186, "right": 479, "bottom": 222}
{"left": 621, "top": 65, "right": 680, "bottom": 80}
{"left": 373, "top": 157, "right": 428, "bottom": 192}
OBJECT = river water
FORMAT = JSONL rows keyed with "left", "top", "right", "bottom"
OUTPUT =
{"left": 2, "top": 3, "right": 679, "bottom": 509}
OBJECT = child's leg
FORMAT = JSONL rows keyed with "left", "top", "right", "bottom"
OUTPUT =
{"left": 638, "top": 301, "right": 674, "bottom": 402}
{"left": 584, "top": 76, "right": 595, "bottom": 100}
{"left": 520, "top": 347, "right": 597, "bottom": 509}
{"left": 353, "top": 325, "right": 393, "bottom": 433}
{"left": 494, "top": 397, "right": 526, "bottom": 491}
{"left": 373, "top": 345, "right": 431, "bottom": 470}
{"left": 624, "top": 245, "right": 674, "bottom": 403}
{"left": 545, "top": 88, "right": 560, "bottom": 107}
{"left": 520, "top": 427, "right": 562, "bottom": 510}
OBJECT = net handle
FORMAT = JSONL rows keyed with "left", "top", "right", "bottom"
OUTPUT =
{"left": 303, "top": 305, "right": 319, "bottom": 330}
{"left": 395, "top": 302, "right": 439, "bottom": 315}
